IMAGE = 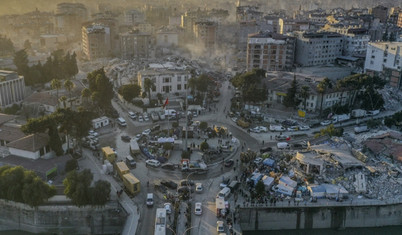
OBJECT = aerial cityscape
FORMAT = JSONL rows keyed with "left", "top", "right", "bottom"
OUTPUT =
{"left": 0, "top": 0, "right": 402, "bottom": 235}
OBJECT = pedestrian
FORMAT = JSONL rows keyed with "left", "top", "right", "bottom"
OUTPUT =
{"left": 233, "top": 167, "right": 236, "bottom": 172}
{"left": 262, "top": 140, "right": 264, "bottom": 145}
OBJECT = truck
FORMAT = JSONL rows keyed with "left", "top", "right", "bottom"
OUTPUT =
{"left": 151, "top": 112, "right": 159, "bottom": 122}
{"left": 351, "top": 109, "right": 366, "bottom": 118}
{"left": 181, "top": 159, "right": 207, "bottom": 174}
{"left": 269, "top": 125, "right": 286, "bottom": 132}
{"left": 331, "top": 114, "right": 350, "bottom": 123}
{"left": 122, "top": 173, "right": 141, "bottom": 196}
{"left": 102, "top": 146, "right": 116, "bottom": 163}
{"left": 130, "top": 139, "right": 140, "bottom": 156}
{"left": 236, "top": 118, "right": 250, "bottom": 128}
{"left": 115, "top": 161, "right": 130, "bottom": 178}
{"left": 158, "top": 111, "right": 166, "bottom": 120}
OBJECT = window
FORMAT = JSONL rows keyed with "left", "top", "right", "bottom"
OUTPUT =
{"left": 177, "top": 84, "right": 181, "bottom": 90}
{"left": 164, "top": 77, "right": 171, "bottom": 83}
{"left": 177, "top": 76, "right": 181, "bottom": 82}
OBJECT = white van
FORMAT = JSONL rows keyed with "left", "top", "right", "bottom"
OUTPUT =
{"left": 277, "top": 142, "right": 290, "bottom": 149}
{"left": 146, "top": 193, "right": 154, "bottom": 207}
{"left": 217, "top": 187, "right": 231, "bottom": 199}
{"left": 117, "top": 117, "right": 127, "bottom": 127}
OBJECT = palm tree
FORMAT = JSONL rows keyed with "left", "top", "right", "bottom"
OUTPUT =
{"left": 64, "top": 79, "right": 75, "bottom": 108}
{"left": 143, "top": 78, "right": 155, "bottom": 105}
{"left": 60, "top": 96, "right": 67, "bottom": 108}
{"left": 81, "top": 88, "right": 91, "bottom": 106}
{"left": 51, "top": 79, "right": 62, "bottom": 108}
{"left": 156, "top": 93, "right": 163, "bottom": 105}
{"left": 187, "top": 77, "right": 197, "bottom": 95}
{"left": 317, "top": 78, "right": 332, "bottom": 117}
{"left": 300, "top": 85, "right": 310, "bottom": 110}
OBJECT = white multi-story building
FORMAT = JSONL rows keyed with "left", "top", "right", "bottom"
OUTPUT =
{"left": 324, "top": 25, "right": 371, "bottom": 56}
{"left": 137, "top": 67, "right": 191, "bottom": 98}
{"left": 295, "top": 32, "right": 343, "bottom": 66}
{"left": 364, "top": 42, "right": 402, "bottom": 88}
{"left": 0, "top": 70, "right": 25, "bottom": 108}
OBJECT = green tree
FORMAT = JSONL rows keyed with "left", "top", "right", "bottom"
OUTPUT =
{"left": 64, "top": 79, "right": 75, "bottom": 108}
{"left": 163, "top": 143, "right": 173, "bottom": 151}
{"left": 300, "top": 85, "right": 310, "bottom": 110}
{"left": 255, "top": 180, "right": 265, "bottom": 196}
{"left": 315, "top": 124, "right": 343, "bottom": 138}
{"left": 23, "top": 40, "right": 32, "bottom": 51}
{"left": 81, "top": 87, "right": 91, "bottom": 105}
{"left": 60, "top": 96, "right": 67, "bottom": 108}
{"left": 144, "top": 78, "right": 155, "bottom": 105}
{"left": 65, "top": 159, "right": 78, "bottom": 173}
{"left": 156, "top": 93, "right": 163, "bottom": 104}
{"left": 283, "top": 75, "right": 301, "bottom": 108}
{"left": 200, "top": 141, "right": 209, "bottom": 151}
{"left": 63, "top": 169, "right": 93, "bottom": 206}
{"left": 13, "top": 49, "right": 29, "bottom": 76}
{"left": 199, "top": 121, "right": 208, "bottom": 131}
{"left": 0, "top": 35, "right": 14, "bottom": 56}
{"left": 118, "top": 84, "right": 141, "bottom": 102}
{"left": 0, "top": 166, "right": 55, "bottom": 207}
{"left": 317, "top": 78, "right": 332, "bottom": 117}
{"left": 51, "top": 79, "right": 62, "bottom": 108}
{"left": 91, "top": 180, "right": 111, "bottom": 205}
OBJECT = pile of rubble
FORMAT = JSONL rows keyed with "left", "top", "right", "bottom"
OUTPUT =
{"left": 379, "top": 86, "right": 402, "bottom": 111}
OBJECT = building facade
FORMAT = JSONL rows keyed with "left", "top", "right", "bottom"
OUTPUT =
{"left": 295, "top": 32, "right": 343, "bottom": 66}
{"left": 137, "top": 69, "right": 191, "bottom": 97}
{"left": 193, "top": 21, "right": 217, "bottom": 51}
{"left": 82, "top": 24, "right": 111, "bottom": 60}
{"left": 120, "top": 31, "right": 151, "bottom": 59}
{"left": 156, "top": 30, "right": 179, "bottom": 48}
{"left": 364, "top": 42, "right": 402, "bottom": 88}
{"left": 246, "top": 32, "right": 295, "bottom": 71}
{"left": 371, "top": 5, "right": 388, "bottom": 23}
{"left": 0, "top": 70, "right": 25, "bottom": 108}
{"left": 55, "top": 2, "right": 88, "bottom": 39}
{"left": 324, "top": 25, "right": 371, "bottom": 56}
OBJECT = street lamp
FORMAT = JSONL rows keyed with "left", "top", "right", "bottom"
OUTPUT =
{"left": 167, "top": 225, "right": 199, "bottom": 235}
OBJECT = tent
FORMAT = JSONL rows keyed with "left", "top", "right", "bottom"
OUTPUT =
{"left": 157, "top": 137, "right": 175, "bottom": 144}
{"left": 279, "top": 176, "right": 297, "bottom": 188}
{"left": 274, "top": 184, "right": 294, "bottom": 196}
{"left": 262, "top": 175, "right": 274, "bottom": 190}
{"left": 248, "top": 172, "right": 263, "bottom": 186}
{"left": 308, "top": 185, "right": 326, "bottom": 198}
{"left": 263, "top": 158, "right": 275, "bottom": 167}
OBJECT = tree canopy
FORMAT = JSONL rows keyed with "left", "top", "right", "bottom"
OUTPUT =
{"left": 118, "top": 84, "right": 141, "bottom": 102}
{"left": 63, "top": 169, "right": 110, "bottom": 206}
{"left": 0, "top": 166, "right": 56, "bottom": 207}
{"left": 231, "top": 69, "right": 267, "bottom": 103}
{"left": 13, "top": 49, "right": 78, "bottom": 86}
{"left": 87, "top": 68, "right": 114, "bottom": 108}
{"left": 283, "top": 75, "right": 301, "bottom": 108}
{"left": 0, "top": 35, "right": 14, "bottom": 56}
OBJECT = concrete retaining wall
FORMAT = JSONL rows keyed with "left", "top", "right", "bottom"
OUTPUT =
{"left": 0, "top": 199, "right": 126, "bottom": 234}
{"left": 239, "top": 203, "right": 402, "bottom": 231}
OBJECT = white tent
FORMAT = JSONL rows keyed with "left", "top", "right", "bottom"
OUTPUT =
{"left": 262, "top": 175, "right": 274, "bottom": 190}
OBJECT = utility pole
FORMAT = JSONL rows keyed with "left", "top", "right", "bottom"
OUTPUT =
{"left": 184, "top": 84, "right": 188, "bottom": 152}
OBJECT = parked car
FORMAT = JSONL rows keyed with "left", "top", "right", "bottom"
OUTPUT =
{"left": 161, "top": 180, "right": 178, "bottom": 189}
{"left": 195, "top": 183, "right": 203, "bottom": 193}
{"left": 194, "top": 202, "right": 202, "bottom": 215}
{"left": 142, "top": 129, "right": 151, "bottom": 135}
{"left": 145, "top": 159, "right": 160, "bottom": 167}
{"left": 320, "top": 120, "right": 332, "bottom": 126}
{"left": 128, "top": 111, "right": 136, "bottom": 119}
{"left": 164, "top": 203, "right": 172, "bottom": 214}
{"left": 224, "top": 159, "right": 234, "bottom": 167}
{"left": 287, "top": 126, "right": 298, "bottom": 131}
{"left": 121, "top": 135, "right": 131, "bottom": 142}
{"left": 144, "top": 115, "right": 149, "bottom": 122}
{"left": 249, "top": 127, "right": 261, "bottom": 133}
{"left": 275, "top": 135, "right": 289, "bottom": 141}
{"left": 217, "top": 221, "right": 225, "bottom": 233}
{"left": 179, "top": 179, "right": 195, "bottom": 187}
{"left": 161, "top": 163, "right": 176, "bottom": 170}
{"left": 138, "top": 116, "right": 144, "bottom": 122}
{"left": 257, "top": 126, "right": 268, "bottom": 132}
{"left": 88, "top": 130, "right": 99, "bottom": 137}
{"left": 299, "top": 125, "right": 310, "bottom": 131}
{"left": 254, "top": 157, "right": 263, "bottom": 165}
{"left": 260, "top": 146, "right": 273, "bottom": 153}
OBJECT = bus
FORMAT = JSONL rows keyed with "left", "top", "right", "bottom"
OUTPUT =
{"left": 154, "top": 208, "right": 167, "bottom": 235}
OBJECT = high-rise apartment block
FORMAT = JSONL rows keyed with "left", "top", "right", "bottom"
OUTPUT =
{"left": 365, "top": 42, "right": 402, "bottom": 88}
{"left": 194, "top": 21, "right": 217, "bottom": 50}
{"left": 295, "top": 32, "right": 343, "bottom": 66}
{"left": 82, "top": 24, "right": 111, "bottom": 60}
{"left": 246, "top": 32, "right": 295, "bottom": 71}
{"left": 120, "top": 31, "right": 151, "bottom": 59}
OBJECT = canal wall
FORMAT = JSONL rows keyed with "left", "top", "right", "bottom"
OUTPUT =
{"left": 0, "top": 199, "right": 127, "bottom": 234}
{"left": 239, "top": 203, "right": 402, "bottom": 231}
